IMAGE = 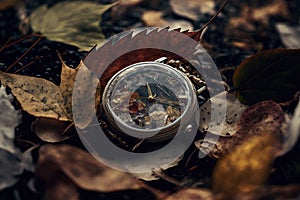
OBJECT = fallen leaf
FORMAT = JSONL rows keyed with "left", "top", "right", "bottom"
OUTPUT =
{"left": 0, "top": 59, "right": 101, "bottom": 125}
{"left": 212, "top": 134, "right": 280, "bottom": 197}
{"left": 165, "top": 188, "right": 214, "bottom": 200}
{"left": 170, "top": 0, "right": 216, "bottom": 21}
{"left": 198, "top": 91, "right": 248, "bottom": 136}
{"left": 198, "top": 101, "right": 286, "bottom": 159}
{"left": 233, "top": 49, "right": 300, "bottom": 105}
{"left": 84, "top": 28, "right": 204, "bottom": 88}
{"left": 29, "top": 1, "right": 116, "bottom": 51}
{"left": 276, "top": 23, "right": 300, "bottom": 48}
{"left": 0, "top": 71, "right": 71, "bottom": 121}
{"left": 142, "top": 10, "right": 194, "bottom": 31}
{"left": 36, "top": 144, "right": 141, "bottom": 192}
{"left": 32, "top": 118, "right": 71, "bottom": 143}
{"left": 58, "top": 55, "right": 79, "bottom": 115}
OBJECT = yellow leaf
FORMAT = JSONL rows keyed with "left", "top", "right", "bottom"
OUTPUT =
{"left": 29, "top": 1, "right": 116, "bottom": 51}
{"left": 212, "top": 133, "right": 281, "bottom": 198}
{"left": 0, "top": 72, "right": 70, "bottom": 121}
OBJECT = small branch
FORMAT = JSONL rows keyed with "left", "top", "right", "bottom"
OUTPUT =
{"left": 5, "top": 36, "right": 43, "bottom": 72}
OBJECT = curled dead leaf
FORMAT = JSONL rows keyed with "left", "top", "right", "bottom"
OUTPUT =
{"left": 32, "top": 118, "right": 72, "bottom": 143}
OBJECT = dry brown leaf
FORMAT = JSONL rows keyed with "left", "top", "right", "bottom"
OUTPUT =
{"left": 0, "top": 71, "right": 70, "bottom": 121}
{"left": 36, "top": 144, "right": 141, "bottom": 192}
{"left": 32, "top": 118, "right": 71, "bottom": 142}
{"left": 212, "top": 133, "right": 280, "bottom": 198}
{"left": 198, "top": 101, "right": 285, "bottom": 159}
{"left": 0, "top": 59, "right": 101, "bottom": 125}
{"left": 170, "top": 0, "right": 216, "bottom": 21}
{"left": 165, "top": 188, "right": 214, "bottom": 200}
{"left": 58, "top": 56, "right": 79, "bottom": 115}
{"left": 142, "top": 10, "right": 193, "bottom": 31}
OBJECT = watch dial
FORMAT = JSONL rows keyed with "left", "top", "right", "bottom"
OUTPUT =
{"left": 104, "top": 62, "right": 193, "bottom": 132}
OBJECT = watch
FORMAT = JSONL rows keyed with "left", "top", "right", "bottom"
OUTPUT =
{"left": 102, "top": 61, "right": 199, "bottom": 142}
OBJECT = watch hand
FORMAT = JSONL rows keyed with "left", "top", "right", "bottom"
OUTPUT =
{"left": 139, "top": 96, "right": 180, "bottom": 106}
{"left": 146, "top": 82, "right": 156, "bottom": 100}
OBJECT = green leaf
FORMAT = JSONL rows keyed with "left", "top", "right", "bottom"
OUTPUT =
{"left": 29, "top": 1, "right": 116, "bottom": 51}
{"left": 233, "top": 49, "right": 300, "bottom": 105}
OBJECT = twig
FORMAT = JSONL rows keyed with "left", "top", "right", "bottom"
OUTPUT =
{"left": 14, "top": 56, "right": 43, "bottom": 74}
{"left": 0, "top": 33, "right": 42, "bottom": 51}
{"left": 5, "top": 36, "right": 43, "bottom": 72}
{"left": 198, "top": 0, "right": 229, "bottom": 32}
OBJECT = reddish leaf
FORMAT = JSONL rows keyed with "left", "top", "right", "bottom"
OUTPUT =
{"left": 83, "top": 28, "right": 204, "bottom": 88}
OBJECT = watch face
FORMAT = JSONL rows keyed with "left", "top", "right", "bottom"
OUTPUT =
{"left": 102, "top": 62, "right": 196, "bottom": 139}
